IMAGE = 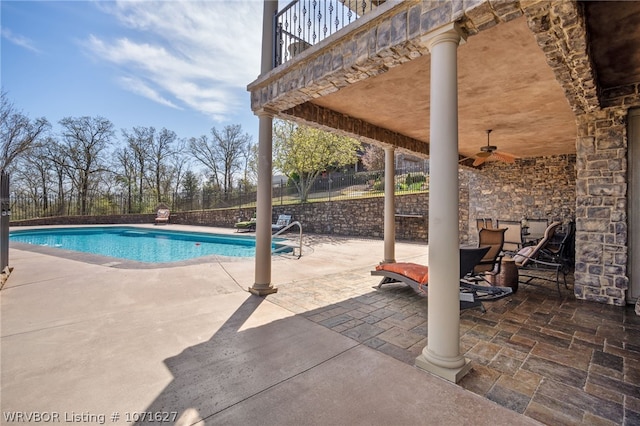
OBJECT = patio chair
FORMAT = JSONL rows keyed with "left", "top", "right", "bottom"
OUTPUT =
{"left": 154, "top": 208, "right": 170, "bottom": 225}
{"left": 234, "top": 213, "right": 257, "bottom": 232}
{"left": 476, "top": 218, "right": 493, "bottom": 230}
{"left": 540, "top": 220, "right": 575, "bottom": 272}
{"left": 507, "top": 221, "right": 568, "bottom": 296}
{"left": 522, "top": 218, "right": 548, "bottom": 246}
{"left": 473, "top": 228, "right": 508, "bottom": 282}
{"left": 272, "top": 214, "right": 292, "bottom": 233}
{"left": 372, "top": 247, "right": 513, "bottom": 311}
{"left": 496, "top": 219, "right": 522, "bottom": 251}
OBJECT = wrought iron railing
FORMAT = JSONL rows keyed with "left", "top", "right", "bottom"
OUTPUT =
{"left": 274, "top": 0, "right": 385, "bottom": 66}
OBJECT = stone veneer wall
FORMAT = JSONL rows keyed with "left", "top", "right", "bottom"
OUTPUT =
{"left": 574, "top": 108, "right": 635, "bottom": 306}
{"left": 466, "top": 154, "right": 576, "bottom": 244}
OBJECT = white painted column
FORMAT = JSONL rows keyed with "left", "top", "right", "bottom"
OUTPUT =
{"left": 250, "top": 0, "right": 279, "bottom": 296}
{"left": 383, "top": 146, "right": 396, "bottom": 263}
{"left": 415, "top": 24, "right": 467, "bottom": 382}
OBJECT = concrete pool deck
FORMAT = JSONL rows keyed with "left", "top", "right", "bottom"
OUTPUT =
{"left": 1, "top": 224, "right": 540, "bottom": 425}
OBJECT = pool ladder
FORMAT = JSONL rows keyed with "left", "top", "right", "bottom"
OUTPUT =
{"left": 272, "top": 221, "right": 303, "bottom": 259}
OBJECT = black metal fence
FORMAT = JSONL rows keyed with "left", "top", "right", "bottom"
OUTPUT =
{"left": 1, "top": 172, "right": 9, "bottom": 269}
{"left": 9, "top": 168, "right": 429, "bottom": 221}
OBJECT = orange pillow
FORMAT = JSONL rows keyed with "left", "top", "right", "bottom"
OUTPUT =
{"left": 376, "top": 262, "right": 429, "bottom": 285}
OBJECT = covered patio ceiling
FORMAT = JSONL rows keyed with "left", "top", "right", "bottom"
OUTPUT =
{"left": 305, "top": 2, "right": 640, "bottom": 161}
{"left": 311, "top": 16, "right": 576, "bottom": 160}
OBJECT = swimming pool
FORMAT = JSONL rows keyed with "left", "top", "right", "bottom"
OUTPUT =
{"left": 9, "top": 226, "right": 290, "bottom": 263}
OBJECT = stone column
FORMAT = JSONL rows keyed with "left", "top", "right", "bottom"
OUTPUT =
{"left": 249, "top": 0, "right": 279, "bottom": 296}
{"left": 383, "top": 146, "right": 396, "bottom": 263}
{"left": 414, "top": 24, "right": 467, "bottom": 382}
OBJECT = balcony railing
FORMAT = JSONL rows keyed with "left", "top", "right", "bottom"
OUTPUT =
{"left": 274, "top": 0, "right": 385, "bottom": 67}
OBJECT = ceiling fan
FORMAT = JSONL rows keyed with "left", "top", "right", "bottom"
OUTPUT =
{"left": 472, "top": 129, "right": 516, "bottom": 167}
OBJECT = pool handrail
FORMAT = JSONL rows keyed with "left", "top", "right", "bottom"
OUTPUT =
{"left": 272, "top": 221, "right": 302, "bottom": 258}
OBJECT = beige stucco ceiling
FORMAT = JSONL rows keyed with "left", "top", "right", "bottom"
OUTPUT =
{"left": 310, "top": 16, "right": 578, "bottom": 160}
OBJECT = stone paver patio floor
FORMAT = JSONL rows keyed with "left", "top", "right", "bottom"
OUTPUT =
{"left": 267, "top": 269, "right": 640, "bottom": 425}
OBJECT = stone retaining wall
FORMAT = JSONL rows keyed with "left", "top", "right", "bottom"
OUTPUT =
{"left": 11, "top": 195, "right": 430, "bottom": 241}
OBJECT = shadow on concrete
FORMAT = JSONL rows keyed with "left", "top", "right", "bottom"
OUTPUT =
{"left": 135, "top": 288, "right": 544, "bottom": 426}
{"left": 135, "top": 294, "right": 358, "bottom": 425}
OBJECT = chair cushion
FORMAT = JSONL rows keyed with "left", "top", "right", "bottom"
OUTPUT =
{"left": 376, "top": 262, "right": 429, "bottom": 285}
{"left": 513, "top": 246, "right": 534, "bottom": 264}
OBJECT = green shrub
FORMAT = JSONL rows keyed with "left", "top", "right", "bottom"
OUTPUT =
{"left": 405, "top": 173, "right": 413, "bottom": 185}
{"left": 412, "top": 174, "right": 426, "bottom": 184}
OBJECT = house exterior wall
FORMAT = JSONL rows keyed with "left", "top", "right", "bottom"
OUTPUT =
{"left": 515, "top": 0, "right": 638, "bottom": 305}
{"left": 467, "top": 154, "right": 576, "bottom": 245}
{"left": 575, "top": 110, "right": 629, "bottom": 305}
{"left": 574, "top": 77, "right": 640, "bottom": 305}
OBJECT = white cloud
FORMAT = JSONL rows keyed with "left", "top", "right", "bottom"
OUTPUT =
{"left": 85, "top": 0, "right": 262, "bottom": 121}
{"left": 1, "top": 28, "right": 41, "bottom": 53}
{"left": 118, "top": 76, "right": 181, "bottom": 109}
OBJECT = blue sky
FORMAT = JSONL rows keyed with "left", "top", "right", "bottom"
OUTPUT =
{"left": 1, "top": 0, "right": 264, "bottom": 144}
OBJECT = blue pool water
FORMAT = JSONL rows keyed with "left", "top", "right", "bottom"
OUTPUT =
{"left": 10, "top": 226, "right": 287, "bottom": 263}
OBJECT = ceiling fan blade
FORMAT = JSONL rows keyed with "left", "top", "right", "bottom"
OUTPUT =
{"left": 492, "top": 151, "right": 516, "bottom": 163}
{"left": 472, "top": 156, "right": 487, "bottom": 167}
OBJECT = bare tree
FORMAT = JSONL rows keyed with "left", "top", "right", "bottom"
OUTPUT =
{"left": 188, "top": 125, "right": 253, "bottom": 201}
{"left": 114, "top": 146, "right": 137, "bottom": 213}
{"left": 59, "top": 116, "right": 115, "bottom": 215}
{"left": 17, "top": 141, "right": 55, "bottom": 215}
{"left": 122, "top": 126, "right": 153, "bottom": 207}
{"left": 212, "top": 125, "right": 252, "bottom": 199}
{"left": 45, "top": 138, "right": 72, "bottom": 215}
{"left": 0, "top": 91, "right": 50, "bottom": 172}
{"left": 239, "top": 141, "right": 257, "bottom": 192}
{"left": 148, "top": 128, "right": 177, "bottom": 204}
{"left": 188, "top": 134, "right": 221, "bottom": 191}
{"left": 167, "top": 139, "right": 189, "bottom": 208}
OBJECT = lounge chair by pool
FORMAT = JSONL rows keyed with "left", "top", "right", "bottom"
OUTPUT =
{"left": 155, "top": 208, "right": 170, "bottom": 225}
{"left": 272, "top": 214, "right": 292, "bottom": 233}
{"left": 234, "top": 217, "right": 257, "bottom": 232}
{"left": 235, "top": 214, "right": 293, "bottom": 233}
